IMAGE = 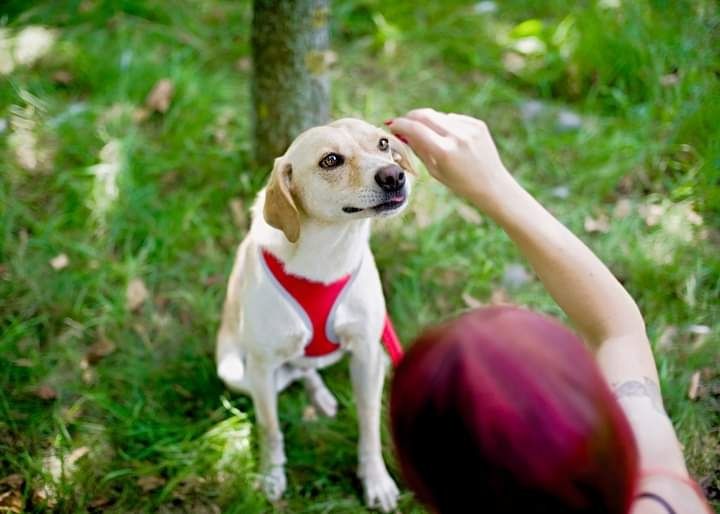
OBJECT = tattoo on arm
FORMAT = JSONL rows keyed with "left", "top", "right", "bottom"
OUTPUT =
{"left": 612, "top": 377, "right": 666, "bottom": 414}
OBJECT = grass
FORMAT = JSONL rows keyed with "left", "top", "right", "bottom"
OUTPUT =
{"left": 1, "top": 0, "right": 718, "bottom": 512}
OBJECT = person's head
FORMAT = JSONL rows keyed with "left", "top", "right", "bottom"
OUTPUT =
{"left": 390, "top": 306, "right": 639, "bottom": 514}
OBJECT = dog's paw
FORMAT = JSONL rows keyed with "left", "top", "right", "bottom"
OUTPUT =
{"left": 261, "top": 465, "right": 287, "bottom": 501}
{"left": 359, "top": 464, "right": 399, "bottom": 512}
{"left": 311, "top": 385, "right": 338, "bottom": 418}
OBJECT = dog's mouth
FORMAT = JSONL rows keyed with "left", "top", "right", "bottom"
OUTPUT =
{"left": 342, "top": 191, "right": 407, "bottom": 214}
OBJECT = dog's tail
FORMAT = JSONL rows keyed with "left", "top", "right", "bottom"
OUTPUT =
{"left": 216, "top": 329, "right": 248, "bottom": 393}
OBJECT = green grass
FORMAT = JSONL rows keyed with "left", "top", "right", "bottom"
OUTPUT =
{"left": 1, "top": 0, "right": 719, "bottom": 512}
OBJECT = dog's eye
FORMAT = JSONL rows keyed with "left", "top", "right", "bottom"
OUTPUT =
{"left": 319, "top": 153, "right": 344, "bottom": 169}
{"left": 378, "top": 138, "right": 389, "bottom": 151}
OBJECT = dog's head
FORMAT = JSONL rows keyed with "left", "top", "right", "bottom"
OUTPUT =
{"left": 264, "top": 118, "right": 417, "bottom": 243}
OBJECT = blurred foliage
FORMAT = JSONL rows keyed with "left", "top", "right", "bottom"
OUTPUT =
{"left": 0, "top": 0, "right": 718, "bottom": 512}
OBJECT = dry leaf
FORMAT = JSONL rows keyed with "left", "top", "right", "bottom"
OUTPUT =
{"left": 88, "top": 496, "right": 112, "bottom": 509}
{"left": 490, "top": 288, "right": 511, "bottom": 305}
{"left": 0, "top": 474, "right": 24, "bottom": 490}
{"left": 613, "top": 198, "right": 632, "bottom": 219}
{"left": 0, "top": 489, "right": 23, "bottom": 513}
{"left": 137, "top": 475, "right": 166, "bottom": 492}
{"left": 660, "top": 72, "right": 679, "bottom": 87}
{"left": 688, "top": 371, "right": 701, "bottom": 400}
{"left": 456, "top": 203, "right": 483, "bottom": 225}
{"left": 145, "top": 79, "right": 174, "bottom": 113}
{"left": 49, "top": 253, "right": 69, "bottom": 270}
{"left": 33, "top": 385, "right": 57, "bottom": 401}
{"left": 31, "top": 486, "right": 57, "bottom": 509}
{"left": 657, "top": 325, "right": 678, "bottom": 350}
{"left": 172, "top": 384, "right": 192, "bottom": 399}
{"left": 203, "top": 274, "right": 224, "bottom": 287}
{"left": 462, "top": 292, "right": 483, "bottom": 309}
{"left": 235, "top": 57, "right": 251, "bottom": 71}
{"left": 126, "top": 278, "right": 149, "bottom": 311}
{"left": 229, "top": 198, "right": 247, "bottom": 229}
{"left": 132, "top": 107, "right": 150, "bottom": 123}
{"left": 12, "top": 358, "right": 33, "bottom": 368}
{"left": 502, "top": 52, "right": 525, "bottom": 73}
{"left": 67, "top": 447, "right": 89, "bottom": 466}
{"left": 302, "top": 405, "right": 318, "bottom": 422}
{"left": 85, "top": 338, "right": 116, "bottom": 364}
{"left": 52, "top": 70, "right": 73, "bottom": 85}
{"left": 639, "top": 203, "right": 664, "bottom": 227}
{"left": 584, "top": 215, "right": 610, "bottom": 233}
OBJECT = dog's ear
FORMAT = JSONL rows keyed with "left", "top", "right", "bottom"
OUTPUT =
{"left": 264, "top": 158, "right": 300, "bottom": 243}
{"left": 387, "top": 133, "right": 418, "bottom": 176}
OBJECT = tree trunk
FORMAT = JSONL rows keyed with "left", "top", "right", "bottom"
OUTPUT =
{"left": 251, "top": 0, "right": 331, "bottom": 170}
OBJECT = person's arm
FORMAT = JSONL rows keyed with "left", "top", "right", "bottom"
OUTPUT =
{"left": 387, "top": 109, "right": 688, "bottom": 475}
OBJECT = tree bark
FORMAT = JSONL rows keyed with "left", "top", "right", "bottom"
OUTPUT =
{"left": 251, "top": 0, "right": 331, "bottom": 170}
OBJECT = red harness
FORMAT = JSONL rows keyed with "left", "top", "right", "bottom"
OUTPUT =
{"left": 260, "top": 249, "right": 404, "bottom": 367}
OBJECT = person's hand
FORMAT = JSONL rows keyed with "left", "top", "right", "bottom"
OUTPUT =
{"left": 387, "top": 109, "right": 514, "bottom": 208}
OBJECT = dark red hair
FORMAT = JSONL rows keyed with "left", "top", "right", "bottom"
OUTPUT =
{"left": 390, "top": 306, "right": 639, "bottom": 514}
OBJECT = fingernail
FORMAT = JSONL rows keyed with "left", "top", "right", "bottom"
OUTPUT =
{"left": 384, "top": 119, "right": 394, "bottom": 126}
{"left": 396, "top": 134, "right": 409, "bottom": 144}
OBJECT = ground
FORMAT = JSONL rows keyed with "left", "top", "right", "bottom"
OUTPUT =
{"left": 1, "top": 0, "right": 718, "bottom": 512}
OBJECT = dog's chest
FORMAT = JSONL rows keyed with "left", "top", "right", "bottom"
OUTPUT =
{"left": 248, "top": 248, "right": 383, "bottom": 360}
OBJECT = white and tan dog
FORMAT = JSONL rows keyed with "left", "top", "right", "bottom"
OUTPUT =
{"left": 216, "top": 118, "right": 415, "bottom": 511}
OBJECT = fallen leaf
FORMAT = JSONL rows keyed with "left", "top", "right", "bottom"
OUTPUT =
{"left": 660, "top": 72, "right": 679, "bottom": 87}
{"left": 32, "top": 385, "right": 57, "bottom": 401}
{"left": 639, "top": 203, "right": 664, "bottom": 227}
{"left": 584, "top": 214, "right": 610, "bottom": 233}
{"left": 172, "top": 384, "right": 192, "bottom": 399}
{"left": 456, "top": 203, "right": 483, "bottom": 225}
{"left": 52, "top": 70, "right": 73, "bottom": 85}
{"left": 126, "top": 278, "right": 149, "bottom": 311}
{"left": 137, "top": 475, "right": 166, "bottom": 492}
{"left": 235, "top": 57, "right": 252, "bottom": 71}
{"left": 490, "top": 288, "right": 511, "bottom": 305}
{"left": 502, "top": 52, "right": 525, "bottom": 73}
{"left": 302, "top": 405, "right": 318, "bottom": 422}
{"left": 203, "top": 274, "right": 224, "bottom": 287}
{"left": 88, "top": 496, "right": 112, "bottom": 509}
{"left": 12, "top": 358, "right": 33, "bottom": 368}
{"left": 32, "top": 486, "right": 57, "bottom": 509}
{"left": 462, "top": 292, "right": 483, "bottom": 309}
{"left": 85, "top": 338, "right": 116, "bottom": 364}
{"left": 145, "top": 79, "right": 174, "bottom": 113}
{"left": 613, "top": 198, "right": 632, "bottom": 219}
{"left": 49, "top": 253, "right": 69, "bottom": 270}
{"left": 229, "top": 198, "right": 247, "bottom": 229}
{"left": 688, "top": 371, "right": 701, "bottom": 400}
{"left": 132, "top": 107, "right": 150, "bottom": 123}
{"left": 0, "top": 489, "right": 23, "bottom": 513}
{"left": 686, "top": 324, "right": 710, "bottom": 350}
{"left": 67, "top": 447, "right": 89, "bottom": 466}
{"left": 657, "top": 325, "right": 678, "bottom": 350}
{"left": 0, "top": 474, "right": 24, "bottom": 490}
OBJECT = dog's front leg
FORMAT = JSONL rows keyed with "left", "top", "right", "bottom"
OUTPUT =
{"left": 350, "top": 346, "right": 399, "bottom": 512}
{"left": 247, "top": 360, "right": 287, "bottom": 501}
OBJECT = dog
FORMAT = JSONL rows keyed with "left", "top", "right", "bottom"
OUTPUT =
{"left": 216, "top": 118, "right": 415, "bottom": 512}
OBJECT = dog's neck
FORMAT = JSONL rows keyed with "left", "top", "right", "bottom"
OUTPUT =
{"left": 253, "top": 200, "right": 371, "bottom": 284}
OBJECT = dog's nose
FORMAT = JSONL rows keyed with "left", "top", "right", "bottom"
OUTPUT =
{"left": 374, "top": 165, "right": 406, "bottom": 193}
